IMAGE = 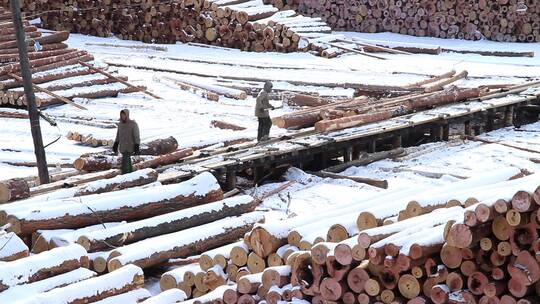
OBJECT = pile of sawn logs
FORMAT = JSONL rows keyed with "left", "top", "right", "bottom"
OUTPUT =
{"left": 152, "top": 167, "right": 540, "bottom": 303}
{"left": 265, "top": 0, "right": 540, "bottom": 43}
{"left": 1, "top": 0, "right": 333, "bottom": 54}
{"left": 0, "top": 8, "right": 139, "bottom": 108}
{"left": 0, "top": 167, "right": 266, "bottom": 302}
{"left": 272, "top": 71, "right": 540, "bottom": 132}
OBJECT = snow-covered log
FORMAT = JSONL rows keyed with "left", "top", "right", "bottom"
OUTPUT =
{"left": 0, "top": 244, "right": 89, "bottom": 292}
{"left": 77, "top": 195, "right": 254, "bottom": 252}
{"left": 19, "top": 264, "right": 144, "bottom": 304}
{"left": 0, "top": 231, "right": 29, "bottom": 261}
{"left": 7, "top": 172, "right": 223, "bottom": 235}
{"left": 0, "top": 268, "right": 96, "bottom": 302}
{"left": 107, "top": 212, "right": 263, "bottom": 271}
{"left": 140, "top": 288, "right": 187, "bottom": 303}
{"left": 91, "top": 289, "right": 151, "bottom": 304}
{"left": 0, "top": 178, "right": 30, "bottom": 203}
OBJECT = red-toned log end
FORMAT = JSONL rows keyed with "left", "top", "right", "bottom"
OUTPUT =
{"left": 347, "top": 264, "right": 369, "bottom": 293}
{"left": 342, "top": 291, "right": 358, "bottom": 304}
{"left": 237, "top": 294, "right": 256, "bottom": 304}
{"left": 409, "top": 244, "right": 424, "bottom": 260}
{"left": 407, "top": 296, "right": 429, "bottom": 304}
{"left": 492, "top": 267, "right": 506, "bottom": 281}
{"left": 508, "top": 250, "right": 540, "bottom": 286}
{"left": 512, "top": 190, "right": 533, "bottom": 212}
{"left": 446, "top": 272, "right": 464, "bottom": 291}
{"left": 399, "top": 274, "right": 420, "bottom": 299}
{"left": 533, "top": 186, "right": 540, "bottom": 205}
{"left": 357, "top": 293, "right": 371, "bottom": 304}
{"left": 500, "top": 295, "right": 517, "bottom": 304}
{"left": 479, "top": 295, "right": 500, "bottom": 304}
{"left": 508, "top": 277, "right": 530, "bottom": 298}
{"left": 441, "top": 244, "right": 463, "bottom": 269}
{"left": 475, "top": 204, "right": 492, "bottom": 223}
{"left": 468, "top": 271, "right": 489, "bottom": 295}
{"left": 368, "top": 246, "right": 384, "bottom": 265}
{"left": 447, "top": 223, "right": 473, "bottom": 248}
{"left": 396, "top": 254, "right": 412, "bottom": 272}
{"left": 464, "top": 210, "right": 478, "bottom": 226}
{"left": 320, "top": 277, "right": 345, "bottom": 302}
{"left": 357, "top": 233, "right": 372, "bottom": 249}
{"left": 311, "top": 295, "right": 324, "bottom": 304}
{"left": 334, "top": 243, "right": 353, "bottom": 266}
{"left": 430, "top": 284, "right": 450, "bottom": 304}
{"left": 265, "top": 290, "right": 282, "bottom": 304}
{"left": 490, "top": 251, "right": 507, "bottom": 267}
{"left": 223, "top": 289, "right": 238, "bottom": 304}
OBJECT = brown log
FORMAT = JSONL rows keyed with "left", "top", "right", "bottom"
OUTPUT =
{"left": 0, "top": 178, "right": 30, "bottom": 203}
{"left": 139, "top": 136, "right": 179, "bottom": 156}
{"left": 0, "top": 232, "right": 29, "bottom": 262}
{"left": 211, "top": 120, "right": 246, "bottom": 131}
{"left": 7, "top": 172, "right": 223, "bottom": 235}
{"left": 0, "top": 244, "right": 89, "bottom": 292}
{"left": 286, "top": 93, "right": 333, "bottom": 107}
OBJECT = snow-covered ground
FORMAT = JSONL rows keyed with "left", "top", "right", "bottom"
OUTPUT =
{"left": 0, "top": 31, "right": 539, "bottom": 182}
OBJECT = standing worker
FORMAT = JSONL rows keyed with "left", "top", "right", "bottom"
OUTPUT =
{"left": 112, "top": 109, "right": 140, "bottom": 174}
{"left": 255, "top": 81, "right": 275, "bottom": 141}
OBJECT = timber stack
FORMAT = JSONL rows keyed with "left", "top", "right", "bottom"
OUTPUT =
{"left": 154, "top": 169, "right": 540, "bottom": 303}
{"left": 265, "top": 0, "right": 540, "bottom": 43}
{"left": 0, "top": 9, "right": 140, "bottom": 108}
{"left": 0, "top": 1, "right": 334, "bottom": 54}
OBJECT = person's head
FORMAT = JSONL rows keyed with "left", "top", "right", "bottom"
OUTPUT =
{"left": 120, "top": 109, "right": 129, "bottom": 123}
{"left": 264, "top": 81, "right": 273, "bottom": 93}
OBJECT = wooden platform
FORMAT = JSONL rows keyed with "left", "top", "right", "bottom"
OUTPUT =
{"left": 158, "top": 88, "right": 540, "bottom": 188}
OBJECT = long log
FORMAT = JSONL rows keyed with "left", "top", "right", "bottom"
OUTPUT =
{"left": 0, "top": 178, "right": 30, "bottom": 203}
{"left": 107, "top": 212, "right": 263, "bottom": 271}
{"left": 6, "top": 172, "right": 223, "bottom": 235}
{"left": 139, "top": 136, "right": 179, "bottom": 156}
{"left": 91, "top": 289, "right": 151, "bottom": 304}
{"left": 0, "top": 244, "right": 89, "bottom": 292}
{"left": 0, "top": 268, "right": 97, "bottom": 303}
{"left": 28, "top": 264, "right": 145, "bottom": 304}
{"left": 77, "top": 195, "right": 255, "bottom": 252}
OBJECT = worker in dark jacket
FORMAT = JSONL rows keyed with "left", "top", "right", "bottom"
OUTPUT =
{"left": 112, "top": 109, "right": 140, "bottom": 174}
{"left": 255, "top": 81, "right": 275, "bottom": 141}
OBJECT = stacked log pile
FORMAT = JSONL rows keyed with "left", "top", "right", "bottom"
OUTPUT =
{"left": 0, "top": 1, "right": 335, "bottom": 54}
{"left": 165, "top": 170, "right": 540, "bottom": 303}
{"left": 264, "top": 0, "right": 540, "bottom": 43}
{"left": 271, "top": 71, "right": 540, "bottom": 131}
{"left": 0, "top": 9, "right": 140, "bottom": 108}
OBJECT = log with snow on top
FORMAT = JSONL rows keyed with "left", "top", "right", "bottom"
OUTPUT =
{"left": 0, "top": 244, "right": 89, "bottom": 292}
{"left": 6, "top": 172, "right": 223, "bottom": 235}
{"left": 36, "top": 222, "right": 125, "bottom": 252}
{"left": 0, "top": 177, "right": 30, "bottom": 203}
{"left": 0, "top": 182, "right": 162, "bottom": 225}
{"left": 18, "top": 264, "right": 145, "bottom": 304}
{"left": 0, "top": 268, "right": 97, "bottom": 303}
{"left": 0, "top": 231, "right": 28, "bottom": 261}
{"left": 160, "top": 263, "right": 204, "bottom": 293}
{"left": 182, "top": 284, "right": 236, "bottom": 304}
{"left": 77, "top": 195, "right": 254, "bottom": 252}
{"left": 90, "top": 288, "right": 151, "bottom": 304}
{"left": 162, "top": 76, "right": 247, "bottom": 100}
{"left": 203, "top": 264, "right": 228, "bottom": 290}
{"left": 199, "top": 241, "right": 245, "bottom": 271}
{"left": 262, "top": 265, "right": 292, "bottom": 289}
{"left": 107, "top": 212, "right": 264, "bottom": 271}
{"left": 140, "top": 288, "right": 187, "bottom": 303}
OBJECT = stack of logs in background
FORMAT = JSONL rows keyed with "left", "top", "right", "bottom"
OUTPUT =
{"left": 0, "top": 0, "right": 334, "bottom": 53}
{"left": 267, "top": 0, "right": 540, "bottom": 42}
{"left": 0, "top": 8, "right": 140, "bottom": 108}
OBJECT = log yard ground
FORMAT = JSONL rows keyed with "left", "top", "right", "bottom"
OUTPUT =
{"left": 1, "top": 5, "right": 540, "bottom": 304}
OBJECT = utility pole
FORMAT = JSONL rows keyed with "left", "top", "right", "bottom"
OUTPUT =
{"left": 10, "top": 0, "right": 50, "bottom": 184}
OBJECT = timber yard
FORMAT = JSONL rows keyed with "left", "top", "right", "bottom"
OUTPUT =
{"left": 0, "top": 0, "right": 540, "bottom": 304}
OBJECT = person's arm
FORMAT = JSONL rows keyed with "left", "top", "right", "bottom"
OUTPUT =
{"left": 133, "top": 122, "right": 140, "bottom": 154}
{"left": 112, "top": 127, "right": 119, "bottom": 154}
{"left": 261, "top": 92, "right": 274, "bottom": 110}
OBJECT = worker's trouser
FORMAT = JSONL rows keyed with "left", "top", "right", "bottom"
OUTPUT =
{"left": 257, "top": 117, "right": 272, "bottom": 141}
{"left": 121, "top": 152, "right": 133, "bottom": 174}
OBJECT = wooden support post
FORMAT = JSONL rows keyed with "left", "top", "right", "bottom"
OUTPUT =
{"left": 473, "top": 125, "right": 482, "bottom": 136}
{"left": 505, "top": 106, "right": 515, "bottom": 127}
{"left": 430, "top": 125, "right": 442, "bottom": 141}
{"left": 442, "top": 124, "right": 450, "bottom": 141}
{"left": 352, "top": 146, "right": 361, "bottom": 160}
{"left": 464, "top": 121, "right": 472, "bottom": 136}
{"left": 343, "top": 148, "right": 351, "bottom": 163}
{"left": 392, "top": 135, "right": 402, "bottom": 149}
{"left": 486, "top": 109, "right": 495, "bottom": 132}
{"left": 368, "top": 138, "right": 377, "bottom": 153}
{"left": 319, "top": 151, "right": 328, "bottom": 170}
{"left": 225, "top": 167, "right": 237, "bottom": 191}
